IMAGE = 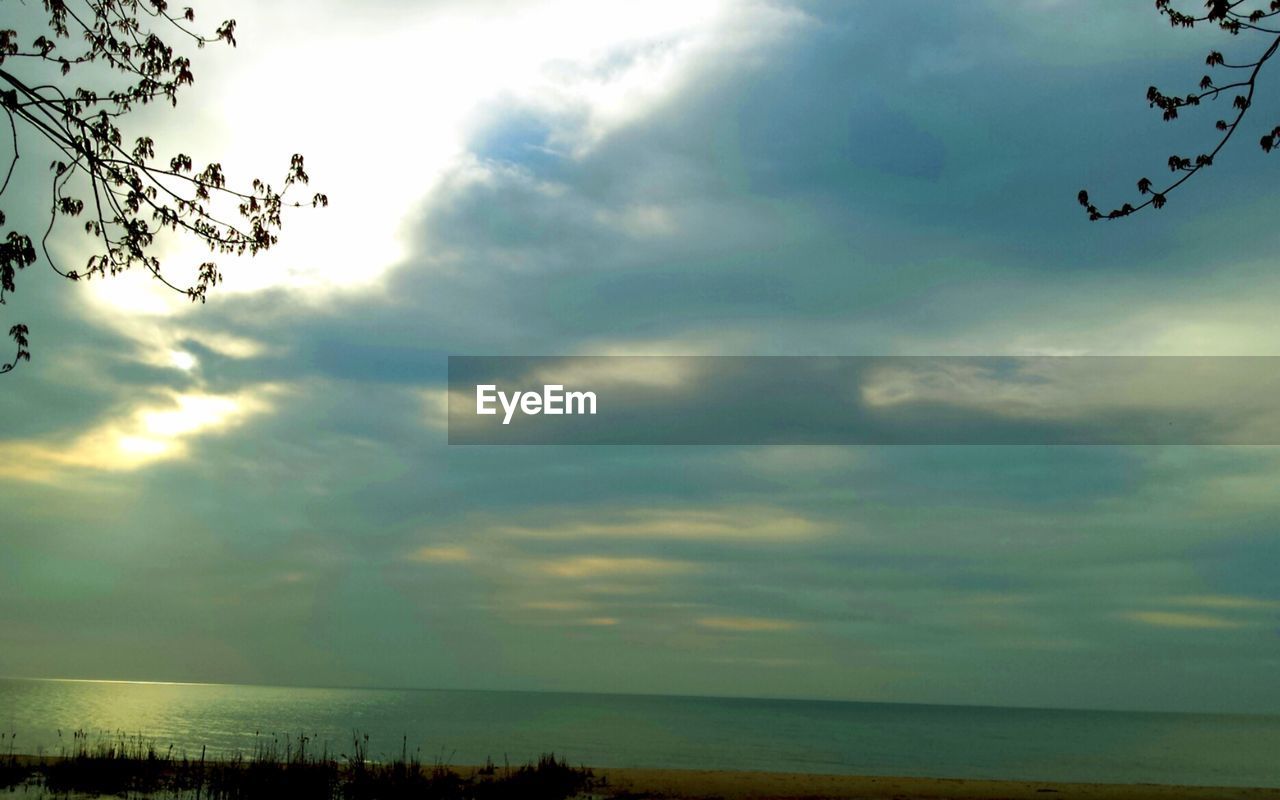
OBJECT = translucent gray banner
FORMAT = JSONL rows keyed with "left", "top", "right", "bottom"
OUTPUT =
{"left": 446, "top": 356, "right": 1280, "bottom": 445}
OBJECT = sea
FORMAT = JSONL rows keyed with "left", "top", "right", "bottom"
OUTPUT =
{"left": 1, "top": 677, "right": 1278, "bottom": 788}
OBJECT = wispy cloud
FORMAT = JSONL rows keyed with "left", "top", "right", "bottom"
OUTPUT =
{"left": 1169, "top": 595, "right": 1280, "bottom": 611}
{"left": 535, "top": 556, "right": 697, "bottom": 579}
{"left": 697, "top": 616, "right": 801, "bottom": 632}
{"left": 407, "top": 545, "right": 473, "bottom": 564}
{"left": 1122, "top": 611, "right": 1246, "bottom": 630}
{"left": 496, "top": 506, "right": 827, "bottom": 542}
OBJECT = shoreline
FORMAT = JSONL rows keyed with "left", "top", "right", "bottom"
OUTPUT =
{"left": 8, "top": 756, "right": 1280, "bottom": 799}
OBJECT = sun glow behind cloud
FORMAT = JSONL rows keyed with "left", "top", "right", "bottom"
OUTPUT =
{"left": 59, "top": 0, "right": 808, "bottom": 397}
{"left": 79, "top": 0, "right": 750, "bottom": 328}
{"left": 0, "top": 388, "right": 275, "bottom": 482}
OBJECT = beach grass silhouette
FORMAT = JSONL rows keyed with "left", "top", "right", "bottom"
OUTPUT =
{"left": 1, "top": 729, "right": 595, "bottom": 799}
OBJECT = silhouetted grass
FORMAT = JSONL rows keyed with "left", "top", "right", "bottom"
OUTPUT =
{"left": 1, "top": 731, "right": 37, "bottom": 790}
{"left": 8, "top": 729, "right": 595, "bottom": 799}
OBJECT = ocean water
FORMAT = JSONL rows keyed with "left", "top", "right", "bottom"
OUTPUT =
{"left": 1, "top": 678, "right": 1277, "bottom": 788}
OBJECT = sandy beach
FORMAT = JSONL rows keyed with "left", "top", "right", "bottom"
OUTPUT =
{"left": 590, "top": 768, "right": 1280, "bottom": 800}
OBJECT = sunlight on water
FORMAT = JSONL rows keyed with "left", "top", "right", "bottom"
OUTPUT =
{"left": 2, "top": 678, "right": 1278, "bottom": 787}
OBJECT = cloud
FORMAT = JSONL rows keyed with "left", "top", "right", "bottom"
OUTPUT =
{"left": 535, "top": 556, "right": 697, "bottom": 579}
{"left": 0, "top": 387, "right": 276, "bottom": 482}
{"left": 859, "top": 357, "right": 1280, "bottom": 443}
{"left": 1122, "top": 611, "right": 1247, "bottom": 630}
{"left": 5, "top": 0, "right": 1280, "bottom": 714}
{"left": 448, "top": 356, "right": 1280, "bottom": 445}
{"left": 1170, "top": 595, "right": 1280, "bottom": 611}
{"left": 406, "top": 545, "right": 473, "bottom": 563}
{"left": 521, "top": 600, "right": 590, "bottom": 612}
{"left": 697, "top": 616, "right": 800, "bottom": 632}
{"left": 495, "top": 506, "right": 828, "bottom": 542}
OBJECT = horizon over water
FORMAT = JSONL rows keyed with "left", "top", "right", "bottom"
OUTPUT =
{"left": 2, "top": 677, "right": 1278, "bottom": 788}
{"left": 7, "top": 673, "right": 1278, "bottom": 719}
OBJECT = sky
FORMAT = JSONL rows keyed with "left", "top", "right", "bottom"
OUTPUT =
{"left": 1, "top": 0, "right": 1279, "bottom": 714}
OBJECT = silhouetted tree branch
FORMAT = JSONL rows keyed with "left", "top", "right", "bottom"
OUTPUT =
{"left": 0, "top": 0, "right": 327, "bottom": 375}
{"left": 1079, "top": 0, "right": 1280, "bottom": 220}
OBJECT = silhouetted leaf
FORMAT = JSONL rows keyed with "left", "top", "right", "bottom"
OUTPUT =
{"left": 0, "top": 1, "right": 327, "bottom": 374}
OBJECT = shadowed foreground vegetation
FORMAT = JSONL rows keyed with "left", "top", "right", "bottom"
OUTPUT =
{"left": 0, "top": 731, "right": 597, "bottom": 799}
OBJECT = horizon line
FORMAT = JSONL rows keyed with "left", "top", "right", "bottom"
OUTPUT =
{"left": 3, "top": 674, "right": 1275, "bottom": 720}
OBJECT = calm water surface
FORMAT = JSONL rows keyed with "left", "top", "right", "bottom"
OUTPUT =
{"left": 1, "top": 678, "right": 1277, "bottom": 787}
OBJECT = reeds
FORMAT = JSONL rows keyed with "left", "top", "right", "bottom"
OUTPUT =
{"left": 1, "top": 731, "right": 36, "bottom": 790}
{"left": 2, "top": 729, "right": 595, "bottom": 799}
